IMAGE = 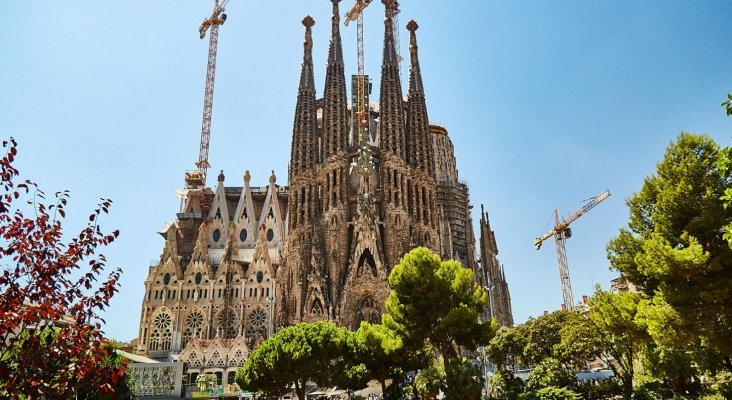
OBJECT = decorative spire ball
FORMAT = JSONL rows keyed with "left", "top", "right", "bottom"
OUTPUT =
{"left": 406, "top": 20, "right": 418, "bottom": 32}
{"left": 303, "top": 15, "right": 315, "bottom": 28}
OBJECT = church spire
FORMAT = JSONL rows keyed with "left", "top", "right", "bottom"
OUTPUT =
{"left": 322, "top": 0, "right": 348, "bottom": 159}
{"left": 406, "top": 20, "right": 434, "bottom": 175}
{"left": 290, "top": 16, "right": 318, "bottom": 178}
{"left": 378, "top": 0, "right": 407, "bottom": 160}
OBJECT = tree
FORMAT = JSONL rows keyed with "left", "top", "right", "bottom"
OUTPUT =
{"left": 589, "top": 289, "right": 648, "bottom": 400}
{"left": 235, "top": 321, "right": 348, "bottom": 400}
{"left": 606, "top": 132, "right": 732, "bottom": 372}
{"left": 384, "top": 247, "right": 494, "bottom": 361}
{"left": 519, "top": 310, "right": 574, "bottom": 367}
{"left": 555, "top": 312, "right": 604, "bottom": 371}
{"left": 0, "top": 138, "right": 125, "bottom": 398}
{"left": 486, "top": 326, "right": 525, "bottom": 373}
{"left": 348, "top": 322, "right": 421, "bottom": 394}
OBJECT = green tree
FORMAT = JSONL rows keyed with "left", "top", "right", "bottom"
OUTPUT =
{"left": 555, "top": 312, "right": 604, "bottom": 371}
{"left": 606, "top": 132, "right": 732, "bottom": 372}
{"left": 589, "top": 289, "right": 649, "bottom": 400}
{"left": 444, "top": 356, "right": 483, "bottom": 400}
{"left": 486, "top": 326, "right": 525, "bottom": 373}
{"left": 524, "top": 358, "right": 576, "bottom": 391}
{"left": 519, "top": 310, "right": 574, "bottom": 366}
{"left": 349, "top": 322, "right": 422, "bottom": 394}
{"left": 235, "top": 321, "right": 348, "bottom": 400}
{"left": 384, "top": 247, "right": 494, "bottom": 361}
{"left": 414, "top": 357, "right": 446, "bottom": 400}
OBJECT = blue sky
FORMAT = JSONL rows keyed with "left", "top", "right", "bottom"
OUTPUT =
{"left": 2, "top": 1, "right": 731, "bottom": 341}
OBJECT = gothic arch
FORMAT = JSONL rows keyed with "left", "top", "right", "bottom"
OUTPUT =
{"left": 357, "top": 249, "right": 377, "bottom": 277}
{"left": 148, "top": 309, "right": 174, "bottom": 352}
{"left": 182, "top": 308, "right": 206, "bottom": 349}
{"left": 355, "top": 295, "right": 380, "bottom": 326}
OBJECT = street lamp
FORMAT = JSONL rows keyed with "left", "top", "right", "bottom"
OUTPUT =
{"left": 266, "top": 281, "right": 276, "bottom": 338}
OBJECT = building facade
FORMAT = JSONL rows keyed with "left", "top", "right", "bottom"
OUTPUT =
{"left": 136, "top": 0, "right": 512, "bottom": 381}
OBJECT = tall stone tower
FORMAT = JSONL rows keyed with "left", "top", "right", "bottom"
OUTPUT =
{"left": 277, "top": 0, "right": 442, "bottom": 328}
{"left": 478, "top": 205, "right": 513, "bottom": 327}
{"left": 431, "top": 124, "right": 477, "bottom": 271}
{"left": 136, "top": 1, "right": 514, "bottom": 380}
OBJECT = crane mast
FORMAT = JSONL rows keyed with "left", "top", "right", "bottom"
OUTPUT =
{"left": 345, "top": 0, "right": 374, "bottom": 177}
{"left": 185, "top": 0, "right": 229, "bottom": 189}
{"left": 535, "top": 189, "right": 611, "bottom": 309}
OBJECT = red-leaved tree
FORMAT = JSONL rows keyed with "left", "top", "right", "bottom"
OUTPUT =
{"left": 0, "top": 138, "right": 127, "bottom": 398}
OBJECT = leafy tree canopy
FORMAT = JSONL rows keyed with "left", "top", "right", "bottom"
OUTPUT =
{"left": 235, "top": 321, "right": 348, "bottom": 400}
{"left": 606, "top": 132, "right": 732, "bottom": 369}
{"left": 384, "top": 247, "right": 494, "bottom": 361}
{"left": 0, "top": 138, "right": 125, "bottom": 398}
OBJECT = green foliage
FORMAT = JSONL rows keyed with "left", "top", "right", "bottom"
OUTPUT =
{"left": 574, "top": 379, "right": 622, "bottom": 400}
{"left": 589, "top": 289, "right": 647, "bottom": 399}
{"left": 631, "top": 381, "right": 674, "bottom": 400}
{"left": 486, "top": 326, "right": 525, "bottom": 372}
{"left": 525, "top": 358, "right": 575, "bottom": 391}
{"left": 347, "top": 322, "right": 420, "bottom": 393}
{"left": 606, "top": 132, "right": 732, "bottom": 370}
{"left": 487, "top": 370, "right": 524, "bottom": 400}
{"left": 722, "top": 94, "right": 732, "bottom": 117}
{"left": 522, "top": 386, "right": 581, "bottom": 400}
{"left": 519, "top": 311, "right": 573, "bottom": 366}
{"left": 385, "top": 247, "right": 494, "bottom": 361}
{"left": 235, "top": 321, "right": 348, "bottom": 400}
{"left": 555, "top": 312, "right": 603, "bottom": 371}
{"left": 413, "top": 357, "right": 446, "bottom": 400}
{"left": 444, "top": 356, "right": 482, "bottom": 400}
{"left": 0, "top": 328, "right": 133, "bottom": 400}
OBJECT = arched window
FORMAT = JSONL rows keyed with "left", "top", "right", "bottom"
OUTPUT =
{"left": 149, "top": 312, "right": 172, "bottom": 352}
{"left": 357, "top": 250, "right": 377, "bottom": 277}
{"left": 311, "top": 299, "right": 323, "bottom": 315}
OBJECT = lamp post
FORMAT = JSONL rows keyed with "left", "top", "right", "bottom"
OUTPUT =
{"left": 266, "top": 281, "right": 276, "bottom": 338}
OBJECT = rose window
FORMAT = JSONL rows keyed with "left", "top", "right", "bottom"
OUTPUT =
{"left": 249, "top": 309, "right": 267, "bottom": 327}
{"left": 153, "top": 313, "right": 172, "bottom": 330}
{"left": 217, "top": 309, "right": 237, "bottom": 338}
{"left": 186, "top": 311, "right": 204, "bottom": 329}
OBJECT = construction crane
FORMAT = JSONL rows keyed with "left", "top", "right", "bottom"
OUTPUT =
{"left": 534, "top": 189, "right": 611, "bottom": 310}
{"left": 185, "top": 0, "right": 230, "bottom": 189}
{"left": 344, "top": 0, "right": 375, "bottom": 177}
{"left": 391, "top": 1, "right": 402, "bottom": 77}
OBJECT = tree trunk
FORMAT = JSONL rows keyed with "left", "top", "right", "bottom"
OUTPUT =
{"left": 381, "top": 380, "right": 387, "bottom": 396}
{"left": 295, "top": 379, "right": 305, "bottom": 400}
{"left": 622, "top": 377, "right": 633, "bottom": 400}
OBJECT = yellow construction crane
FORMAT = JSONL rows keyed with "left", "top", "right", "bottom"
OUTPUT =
{"left": 185, "top": 0, "right": 230, "bottom": 189}
{"left": 535, "top": 189, "right": 611, "bottom": 310}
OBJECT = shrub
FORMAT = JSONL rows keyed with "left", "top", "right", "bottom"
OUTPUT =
{"left": 522, "top": 386, "right": 580, "bottom": 400}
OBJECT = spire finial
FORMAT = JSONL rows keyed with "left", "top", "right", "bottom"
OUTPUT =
{"left": 406, "top": 20, "right": 418, "bottom": 32}
{"left": 302, "top": 15, "right": 315, "bottom": 28}
{"left": 331, "top": 0, "right": 341, "bottom": 25}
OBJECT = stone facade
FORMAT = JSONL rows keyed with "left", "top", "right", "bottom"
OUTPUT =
{"left": 136, "top": 0, "right": 513, "bottom": 377}
{"left": 478, "top": 205, "right": 513, "bottom": 327}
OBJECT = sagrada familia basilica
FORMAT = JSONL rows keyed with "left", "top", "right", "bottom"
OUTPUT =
{"left": 135, "top": 0, "right": 513, "bottom": 385}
